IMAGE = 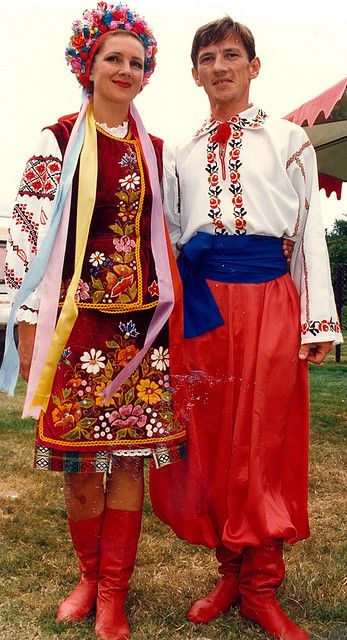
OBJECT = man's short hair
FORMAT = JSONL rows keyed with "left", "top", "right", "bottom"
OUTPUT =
{"left": 191, "top": 16, "right": 256, "bottom": 68}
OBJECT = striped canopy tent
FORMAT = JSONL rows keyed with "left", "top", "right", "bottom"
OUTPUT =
{"left": 285, "top": 77, "right": 347, "bottom": 200}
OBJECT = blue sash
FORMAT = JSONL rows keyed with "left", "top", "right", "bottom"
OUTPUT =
{"left": 178, "top": 232, "right": 287, "bottom": 338}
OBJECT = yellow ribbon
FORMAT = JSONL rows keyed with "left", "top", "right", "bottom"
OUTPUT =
{"left": 31, "top": 104, "right": 98, "bottom": 411}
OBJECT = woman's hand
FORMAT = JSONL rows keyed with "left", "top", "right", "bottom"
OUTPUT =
{"left": 298, "top": 341, "right": 334, "bottom": 365}
{"left": 282, "top": 238, "right": 294, "bottom": 265}
{"left": 18, "top": 321, "right": 37, "bottom": 382}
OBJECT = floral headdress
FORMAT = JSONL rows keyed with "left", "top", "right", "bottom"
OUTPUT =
{"left": 65, "top": 1, "right": 157, "bottom": 90}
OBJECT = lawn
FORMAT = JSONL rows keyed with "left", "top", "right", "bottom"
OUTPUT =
{"left": 0, "top": 344, "right": 346, "bottom": 640}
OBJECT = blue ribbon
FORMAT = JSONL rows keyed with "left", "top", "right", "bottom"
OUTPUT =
{"left": 178, "top": 232, "right": 287, "bottom": 338}
{"left": 0, "top": 117, "right": 86, "bottom": 395}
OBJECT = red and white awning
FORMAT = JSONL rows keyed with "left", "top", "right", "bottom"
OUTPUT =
{"left": 284, "top": 78, "right": 347, "bottom": 199}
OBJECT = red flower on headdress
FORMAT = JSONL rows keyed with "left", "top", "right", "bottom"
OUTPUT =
{"left": 71, "top": 34, "right": 86, "bottom": 48}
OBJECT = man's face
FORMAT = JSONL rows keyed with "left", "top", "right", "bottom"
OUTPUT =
{"left": 192, "top": 31, "right": 260, "bottom": 115}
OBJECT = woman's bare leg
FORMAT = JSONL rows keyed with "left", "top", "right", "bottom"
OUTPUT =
{"left": 64, "top": 471, "right": 106, "bottom": 519}
{"left": 106, "top": 456, "right": 144, "bottom": 510}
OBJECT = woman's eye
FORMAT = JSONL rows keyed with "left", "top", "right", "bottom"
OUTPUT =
{"left": 132, "top": 61, "right": 144, "bottom": 70}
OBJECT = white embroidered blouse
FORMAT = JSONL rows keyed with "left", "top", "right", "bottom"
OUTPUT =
{"left": 166, "top": 104, "right": 342, "bottom": 345}
{"left": 5, "top": 122, "right": 178, "bottom": 324}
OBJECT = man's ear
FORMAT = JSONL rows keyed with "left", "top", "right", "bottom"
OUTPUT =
{"left": 192, "top": 67, "right": 202, "bottom": 87}
{"left": 249, "top": 56, "right": 261, "bottom": 79}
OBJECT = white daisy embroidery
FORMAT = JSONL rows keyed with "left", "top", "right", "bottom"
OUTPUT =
{"left": 119, "top": 172, "right": 140, "bottom": 191}
{"left": 80, "top": 348, "right": 106, "bottom": 375}
{"left": 89, "top": 251, "right": 105, "bottom": 266}
{"left": 150, "top": 347, "right": 169, "bottom": 372}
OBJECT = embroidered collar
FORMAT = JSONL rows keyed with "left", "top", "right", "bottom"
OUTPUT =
{"left": 194, "top": 104, "right": 267, "bottom": 139}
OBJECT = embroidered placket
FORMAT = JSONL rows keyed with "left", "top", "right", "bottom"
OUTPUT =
{"left": 204, "top": 110, "right": 266, "bottom": 235}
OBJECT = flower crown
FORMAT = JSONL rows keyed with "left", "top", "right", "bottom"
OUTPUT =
{"left": 65, "top": 1, "right": 157, "bottom": 90}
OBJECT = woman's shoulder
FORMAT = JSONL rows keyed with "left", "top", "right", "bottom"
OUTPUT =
{"left": 43, "top": 113, "right": 79, "bottom": 155}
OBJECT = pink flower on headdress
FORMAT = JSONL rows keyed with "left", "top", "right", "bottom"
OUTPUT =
{"left": 132, "top": 21, "right": 145, "bottom": 34}
{"left": 83, "top": 11, "right": 93, "bottom": 22}
{"left": 72, "top": 20, "right": 83, "bottom": 30}
{"left": 71, "top": 58, "right": 82, "bottom": 73}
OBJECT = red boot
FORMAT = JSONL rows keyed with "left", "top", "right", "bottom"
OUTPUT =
{"left": 57, "top": 513, "right": 103, "bottom": 622}
{"left": 239, "top": 541, "right": 309, "bottom": 640}
{"left": 95, "top": 508, "right": 142, "bottom": 640}
{"left": 186, "top": 544, "right": 242, "bottom": 624}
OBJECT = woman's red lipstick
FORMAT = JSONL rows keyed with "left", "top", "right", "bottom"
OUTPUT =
{"left": 114, "top": 80, "right": 131, "bottom": 88}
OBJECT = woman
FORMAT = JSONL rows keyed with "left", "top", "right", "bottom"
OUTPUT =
{"left": 1, "top": 3, "right": 185, "bottom": 640}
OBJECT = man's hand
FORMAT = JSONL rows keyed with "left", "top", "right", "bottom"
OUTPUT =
{"left": 18, "top": 321, "right": 36, "bottom": 382}
{"left": 282, "top": 238, "right": 294, "bottom": 265}
{"left": 298, "top": 341, "right": 334, "bottom": 365}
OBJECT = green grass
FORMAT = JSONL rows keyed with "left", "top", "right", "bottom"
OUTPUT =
{"left": 0, "top": 345, "right": 346, "bottom": 640}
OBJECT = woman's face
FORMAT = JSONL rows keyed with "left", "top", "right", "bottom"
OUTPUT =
{"left": 90, "top": 33, "right": 145, "bottom": 109}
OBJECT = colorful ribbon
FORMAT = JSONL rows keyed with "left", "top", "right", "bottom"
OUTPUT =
{"left": 0, "top": 95, "right": 89, "bottom": 398}
{"left": 30, "top": 104, "right": 97, "bottom": 412}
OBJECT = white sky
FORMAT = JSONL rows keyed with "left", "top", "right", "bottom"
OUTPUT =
{"left": 1, "top": 0, "right": 346, "bottom": 230}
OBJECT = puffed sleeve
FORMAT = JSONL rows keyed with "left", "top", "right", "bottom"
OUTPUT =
{"left": 5, "top": 128, "right": 62, "bottom": 323}
{"left": 161, "top": 142, "right": 181, "bottom": 256}
{"left": 288, "top": 130, "right": 342, "bottom": 345}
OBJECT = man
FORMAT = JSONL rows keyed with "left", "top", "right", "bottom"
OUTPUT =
{"left": 150, "top": 16, "right": 342, "bottom": 640}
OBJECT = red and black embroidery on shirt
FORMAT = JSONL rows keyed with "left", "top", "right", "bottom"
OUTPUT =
{"left": 18, "top": 155, "right": 61, "bottom": 200}
{"left": 204, "top": 109, "right": 266, "bottom": 235}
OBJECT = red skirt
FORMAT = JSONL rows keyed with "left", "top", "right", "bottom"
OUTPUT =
{"left": 149, "top": 274, "right": 310, "bottom": 550}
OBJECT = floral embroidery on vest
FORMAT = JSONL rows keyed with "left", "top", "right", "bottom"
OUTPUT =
{"left": 60, "top": 130, "right": 158, "bottom": 313}
{"left": 204, "top": 109, "right": 266, "bottom": 235}
{"left": 88, "top": 140, "right": 141, "bottom": 307}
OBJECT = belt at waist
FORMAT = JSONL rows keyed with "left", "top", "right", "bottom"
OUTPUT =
{"left": 178, "top": 232, "right": 288, "bottom": 338}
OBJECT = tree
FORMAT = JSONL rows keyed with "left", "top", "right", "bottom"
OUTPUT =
{"left": 326, "top": 216, "right": 347, "bottom": 361}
